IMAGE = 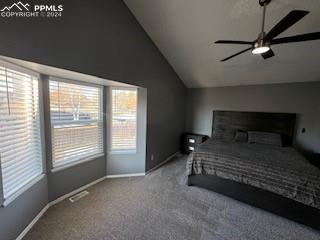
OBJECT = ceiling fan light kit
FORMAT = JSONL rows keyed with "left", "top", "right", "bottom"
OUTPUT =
{"left": 252, "top": 32, "right": 270, "bottom": 54}
{"left": 215, "top": 0, "right": 320, "bottom": 62}
{"left": 252, "top": 46, "right": 270, "bottom": 55}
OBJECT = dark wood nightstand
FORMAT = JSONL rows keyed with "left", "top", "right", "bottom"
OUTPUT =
{"left": 181, "top": 133, "right": 209, "bottom": 154}
{"left": 309, "top": 153, "right": 320, "bottom": 169}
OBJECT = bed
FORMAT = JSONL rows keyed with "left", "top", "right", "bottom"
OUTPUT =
{"left": 187, "top": 111, "right": 320, "bottom": 230}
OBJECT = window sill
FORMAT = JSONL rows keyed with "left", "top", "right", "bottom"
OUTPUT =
{"left": 109, "top": 150, "right": 137, "bottom": 155}
{"left": 2, "top": 174, "right": 46, "bottom": 208}
{"left": 51, "top": 153, "right": 105, "bottom": 173}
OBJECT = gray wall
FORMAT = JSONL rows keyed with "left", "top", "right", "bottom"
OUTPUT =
{"left": 0, "top": 1, "right": 185, "bottom": 239}
{"left": 41, "top": 76, "right": 107, "bottom": 201}
{"left": 106, "top": 87, "right": 147, "bottom": 175}
{"left": 48, "top": 157, "right": 106, "bottom": 201}
{"left": 186, "top": 82, "right": 320, "bottom": 154}
{"left": 0, "top": 0, "right": 186, "bottom": 171}
{"left": 0, "top": 178, "right": 48, "bottom": 240}
{"left": 0, "top": 75, "right": 49, "bottom": 240}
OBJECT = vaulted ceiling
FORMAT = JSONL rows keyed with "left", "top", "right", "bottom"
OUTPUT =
{"left": 124, "top": 0, "right": 320, "bottom": 88}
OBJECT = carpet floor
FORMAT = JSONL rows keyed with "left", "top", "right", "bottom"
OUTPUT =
{"left": 24, "top": 155, "right": 320, "bottom": 240}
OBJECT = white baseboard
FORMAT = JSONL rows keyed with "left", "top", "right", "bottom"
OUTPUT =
{"left": 106, "top": 173, "right": 145, "bottom": 178}
{"left": 49, "top": 176, "right": 107, "bottom": 206}
{"left": 16, "top": 204, "right": 49, "bottom": 240}
{"left": 15, "top": 150, "right": 180, "bottom": 240}
{"left": 15, "top": 171, "right": 149, "bottom": 240}
{"left": 15, "top": 153, "right": 179, "bottom": 240}
{"left": 15, "top": 176, "right": 107, "bottom": 240}
{"left": 146, "top": 151, "right": 180, "bottom": 175}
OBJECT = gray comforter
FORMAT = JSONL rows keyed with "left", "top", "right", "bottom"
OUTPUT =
{"left": 187, "top": 138, "right": 320, "bottom": 210}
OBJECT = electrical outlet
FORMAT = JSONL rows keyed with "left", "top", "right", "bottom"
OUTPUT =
{"left": 151, "top": 154, "right": 154, "bottom": 161}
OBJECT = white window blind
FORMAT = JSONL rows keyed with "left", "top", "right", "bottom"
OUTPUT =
{"left": 111, "top": 88, "right": 137, "bottom": 151}
{"left": 49, "top": 80, "right": 103, "bottom": 168}
{"left": 0, "top": 64, "right": 42, "bottom": 200}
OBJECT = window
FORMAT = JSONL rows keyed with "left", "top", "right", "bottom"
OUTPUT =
{"left": 0, "top": 64, "right": 42, "bottom": 201}
{"left": 49, "top": 80, "right": 103, "bottom": 169}
{"left": 111, "top": 88, "right": 137, "bottom": 151}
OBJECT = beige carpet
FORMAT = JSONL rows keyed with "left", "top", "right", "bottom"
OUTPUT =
{"left": 24, "top": 155, "right": 320, "bottom": 240}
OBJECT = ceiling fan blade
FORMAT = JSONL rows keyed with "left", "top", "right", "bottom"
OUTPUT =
{"left": 215, "top": 40, "right": 253, "bottom": 45}
{"left": 271, "top": 32, "right": 320, "bottom": 44}
{"left": 264, "top": 10, "right": 309, "bottom": 42}
{"left": 261, "top": 49, "right": 275, "bottom": 60}
{"left": 220, "top": 47, "right": 252, "bottom": 62}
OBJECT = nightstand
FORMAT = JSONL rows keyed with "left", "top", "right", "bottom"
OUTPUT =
{"left": 181, "top": 133, "right": 209, "bottom": 154}
{"left": 309, "top": 153, "right": 320, "bottom": 169}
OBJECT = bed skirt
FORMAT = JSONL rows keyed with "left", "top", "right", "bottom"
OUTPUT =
{"left": 188, "top": 174, "right": 320, "bottom": 231}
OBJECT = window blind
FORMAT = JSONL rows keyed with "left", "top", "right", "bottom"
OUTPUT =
{"left": 111, "top": 88, "right": 137, "bottom": 151}
{"left": 0, "top": 65, "right": 42, "bottom": 200}
{"left": 49, "top": 80, "right": 103, "bottom": 168}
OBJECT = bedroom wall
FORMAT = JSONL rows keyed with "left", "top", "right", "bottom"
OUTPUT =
{"left": 0, "top": 0, "right": 186, "bottom": 171}
{"left": 0, "top": 0, "right": 185, "bottom": 239}
{"left": 0, "top": 75, "right": 49, "bottom": 240}
{"left": 0, "top": 178, "right": 48, "bottom": 240}
{"left": 41, "top": 76, "right": 107, "bottom": 201}
{"left": 186, "top": 81, "right": 320, "bottom": 155}
{"left": 106, "top": 87, "right": 147, "bottom": 175}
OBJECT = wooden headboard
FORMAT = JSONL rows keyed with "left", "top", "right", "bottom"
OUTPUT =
{"left": 212, "top": 111, "right": 296, "bottom": 146}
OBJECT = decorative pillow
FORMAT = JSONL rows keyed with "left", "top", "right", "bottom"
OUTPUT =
{"left": 248, "top": 131, "right": 283, "bottom": 147}
{"left": 234, "top": 130, "right": 248, "bottom": 143}
{"left": 213, "top": 128, "right": 236, "bottom": 141}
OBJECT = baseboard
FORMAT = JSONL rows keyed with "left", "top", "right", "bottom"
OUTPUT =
{"left": 49, "top": 176, "right": 107, "bottom": 206}
{"left": 146, "top": 151, "right": 180, "bottom": 175}
{"left": 16, "top": 175, "right": 107, "bottom": 240}
{"left": 106, "top": 173, "right": 145, "bottom": 178}
{"left": 16, "top": 204, "right": 49, "bottom": 240}
{"left": 15, "top": 155, "right": 178, "bottom": 240}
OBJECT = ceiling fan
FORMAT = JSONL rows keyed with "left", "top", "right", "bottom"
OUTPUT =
{"left": 215, "top": 0, "right": 320, "bottom": 62}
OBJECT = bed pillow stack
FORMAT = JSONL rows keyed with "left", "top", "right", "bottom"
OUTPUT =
{"left": 248, "top": 131, "right": 283, "bottom": 147}
{"left": 234, "top": 130, "right": 248, "bottom": 142}
{"left": 213, "top": 128, "right": 236, "bottom": 141}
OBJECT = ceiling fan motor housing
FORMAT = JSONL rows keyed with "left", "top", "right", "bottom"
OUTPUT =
{"left": 215, "top": 2, "right": 320, "bottom": 61}
{"left": 255, "top": 32, "right": 270, "bottom": 47}
{"left": 252, "top": 32, "right": 271, "bottom": 54}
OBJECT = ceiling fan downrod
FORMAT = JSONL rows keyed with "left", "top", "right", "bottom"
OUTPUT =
{"left": 252, "top": 0, "right": 271, "bottom": 54}
{"left": 260, "top": 1, "right": 267, "bottom": 34}
{"left": 215, "top": 0, "right": 320, "bottom": 62}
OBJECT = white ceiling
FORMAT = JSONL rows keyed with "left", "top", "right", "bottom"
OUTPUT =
{"left": 124, "top": 0, "right": 320, "bottom": 88}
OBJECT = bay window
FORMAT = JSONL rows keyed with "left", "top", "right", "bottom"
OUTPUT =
{"left": 0, "top": 63, "right": 43, "bottom": 203}
{"left": 49, "top": 79, "right": 103, "bottom": 169}
{"left": 111, "top": 88, "right": 137, "bottom": 152}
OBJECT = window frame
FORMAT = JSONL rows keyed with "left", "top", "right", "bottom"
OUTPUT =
{"left": 0, "top": 60, "right": 45, "bottom": 207}
{"left": 49, "top": 77, "right": 105, "bottom": 172}
{"left": 0, "top": 160, "right": 4, "bottom": 205}
{"left": 110, "top": 87, "right": 138, "bottom": 154}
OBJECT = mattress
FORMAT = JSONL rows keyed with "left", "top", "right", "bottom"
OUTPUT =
{"left": 187, "top": 138, "right": 320, "bottom": 210}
